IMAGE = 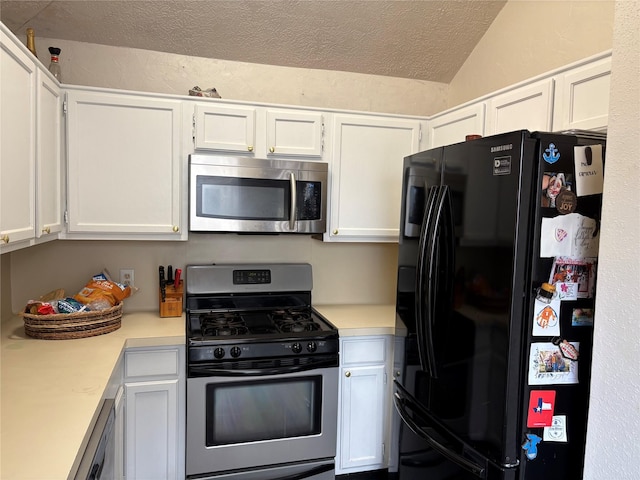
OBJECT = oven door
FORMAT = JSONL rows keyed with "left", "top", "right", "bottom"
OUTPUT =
{"left": 186, "top": 366, "right": 338, "bottom": 477}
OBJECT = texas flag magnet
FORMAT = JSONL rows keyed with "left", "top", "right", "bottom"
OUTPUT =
{"left": 527, "top": 390, "right": 556, "bottom": 427}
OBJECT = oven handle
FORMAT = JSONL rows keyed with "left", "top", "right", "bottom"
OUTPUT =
{"left": 188, "top": 358, "right": 338, "bottom": 377}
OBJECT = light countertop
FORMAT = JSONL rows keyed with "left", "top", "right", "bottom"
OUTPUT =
{"left": 316, "top": 303, "right": 406, "bottom": 337}
{"left": 0, "top": 304, "right": 400, "bottom": 479}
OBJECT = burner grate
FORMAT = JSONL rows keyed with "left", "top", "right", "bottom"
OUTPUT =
{"left": 200, "top": 312, "right": 249, "bottom": 337}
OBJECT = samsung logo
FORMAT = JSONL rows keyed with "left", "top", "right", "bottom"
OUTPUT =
{"left": 491, "top": 143, "right": 513, "bottom": 153}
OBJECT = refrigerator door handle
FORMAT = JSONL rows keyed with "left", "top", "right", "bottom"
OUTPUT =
{"left": 423, "top": 185, "right": 452, "bottom": 379}
{"left": 393, "top": 385, "right": 486, "bottom": 479}
{"left": 416, "top": 184, "right": 439, "bottom": 375}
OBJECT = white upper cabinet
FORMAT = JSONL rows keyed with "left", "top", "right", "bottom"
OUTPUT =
{"left": 193, "top": 103, "right": 257, "bottom": 154}
{"left": 191, "top": 102, "right": 324, "bottom": 159}
{"left": 552, "top": 54, "right": 611, "bottom": 132}
{"left": 327, "top": 114, "right": 424, "bottom": 242}
{"left": 65, "top": 88, "right": 185, "bottom": 239}
{"left": 486, "top": 78, "right": 554, "bottom": 135}
{"left": 426, "top": 102, "right": 485, "bottom": 149}
{"left": 36, "top": 71, "right": 63, "bottom": 240}
{"left": 1, "top": 25, "right": 62, "bottom": 254}
{"left": 266, "top": 109, "right": 324, "bottom": 157}
{"left": 0, "top": 29, "right": 36, "bottom": 250}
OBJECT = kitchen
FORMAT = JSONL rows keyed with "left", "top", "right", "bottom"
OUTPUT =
{"left": 1, "top": 1, "right": 638, "bottom": 479}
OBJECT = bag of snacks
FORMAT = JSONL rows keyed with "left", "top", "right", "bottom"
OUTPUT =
{"left": 73, "top": 271, "right": 133, "bottom": 311}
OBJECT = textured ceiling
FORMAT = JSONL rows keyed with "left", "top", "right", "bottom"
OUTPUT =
{"left": 0, "top": 0, "right": 507, "bottom": 83}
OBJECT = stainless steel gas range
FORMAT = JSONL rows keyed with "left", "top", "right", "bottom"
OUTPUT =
{"left": 185, "top": 263, "right": 339, "bottom": 480}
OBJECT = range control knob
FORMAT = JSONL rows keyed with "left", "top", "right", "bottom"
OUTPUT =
{"left": 292, "top": 343, "right": 302, "bottom": 354}
{"left": 230, "top": 346, "right": 242, "bottom": 358}
{"left": 213, "top": 348, "right": 225, "bottom": 359}
{"left": 307, "top": 341, "right": 317, "bottom": 353}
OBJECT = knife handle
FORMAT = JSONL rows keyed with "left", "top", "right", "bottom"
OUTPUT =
{"left": 167, "top": 265, "right": 173, "bottom": 284}
{"left": 174, "top": 268, "right": 182, "bottom": 290}
{"left": 159, "top": 266, "right": 166, "bottom": 301}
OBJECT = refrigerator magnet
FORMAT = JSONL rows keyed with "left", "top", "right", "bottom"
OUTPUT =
{"left": 549, "top": 257, "right": 597, "bottom": 299}
{"left": 532, "top": 297, "right": 561, "bottom": 336}
{"left": 522, "top": 434, "right": 543, "bottom": 460}
{"left": 552, "top": 337, "right": 580, "bottom": 361}
{"left": 543, "top": 143, "right": 561, "bottom": 164}
{"left": 555, "top": 189, "right": 577, "bottom": 215}
{"left": 543, "top": 415, "right": 568, "bottom": 442}
{"left": 527, "top": 390, "right": 557, "bottom": 427}
{"left": 540, "top": 214, "right": 600, "bottom": 258}
{"left": 541, "top": 171, "right": 573, "bottom": 208}
{"left": 574, "top": 145, "right": 604, "bottom": 196}
{"left": 572, "top": 308, "right": 594, "bottom": 327}
{"left": 529, "top": 342, "right": 580, "bottom": 385}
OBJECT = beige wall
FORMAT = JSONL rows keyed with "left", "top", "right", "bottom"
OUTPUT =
{"left": 448, "top": 0, "right": 615, "bottom": 106}
{"left": 584, "top": 1, "right": 640, "bottom": 477}
{"left": 5, "top": 237, "right": 398, "bottom": 315}
{"left": 38, "top": 37, "right": 448, "bottom": 117}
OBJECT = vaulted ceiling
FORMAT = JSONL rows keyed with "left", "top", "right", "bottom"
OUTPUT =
{"left": 1, "top": 0, "right": 507, "bottom": 83}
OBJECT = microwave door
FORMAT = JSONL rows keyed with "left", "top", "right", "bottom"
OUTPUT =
{"left": 191, "top": 165, "right": 295, "bottom": 233}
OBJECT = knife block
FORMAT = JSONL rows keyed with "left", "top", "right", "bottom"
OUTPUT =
{"left": 159, "top": 281, "right": 183, "bottom": 317}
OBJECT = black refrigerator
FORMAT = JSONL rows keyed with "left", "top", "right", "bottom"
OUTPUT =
{"left": 393, "top": 130, "right": 605, "bottom": 480}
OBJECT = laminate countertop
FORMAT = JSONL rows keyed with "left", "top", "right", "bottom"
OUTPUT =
{"left": 0, "top": 304, "right": 400, "bottom": 479}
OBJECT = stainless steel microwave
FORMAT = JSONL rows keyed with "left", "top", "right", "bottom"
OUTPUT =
{"left": 189, "top": 155, "right": 328, "bottom": 234}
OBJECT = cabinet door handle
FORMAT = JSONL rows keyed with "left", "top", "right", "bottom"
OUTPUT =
{"left": 42, "top": 226, "right": 51, "bottom": 234}
{"left": 172, "top": 225, "right": 179, "bottom": 232}
{"left": 269, "top": 146, "right": 275, "bottom": 153}
{"left": 333, "top": 229, "right": 339, "bottom": 235}
{"left": 247, "top": 145, "right": 254, "bottom": 152}
{"left": 1, "top": 234, "right": 9, "bottom": 243}
{"left": 345, "top": 371, "right": 351, "bottom": 378}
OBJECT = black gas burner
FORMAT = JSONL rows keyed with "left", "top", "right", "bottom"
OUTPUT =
{"left": 200, "top": 312, "right": 249, "bottom": 337}
{"left": 192, "top": 307, "right": 328, "bottom": 338}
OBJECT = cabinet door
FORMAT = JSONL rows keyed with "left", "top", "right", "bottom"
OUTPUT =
{"left": 36, "top": 71, "right": 63, "bottom": 239}
{"left": 486, "top": 79, "right": 554, "bottom": 135}
{"left": 0, "top": 30, "right": 36, "bottom": 249}
{"left": 193, "top": 103, "right": 256, "bottom": 153}
{"left": 266, "top": 110, "right": 323, "bottom": 157}
{"left": 114, "top": 386, "right": 125, "bottom": 480}
{"left": 339, "top": 364, "right": 386, "bottom": 471}
{"left": 125, "top": 379, "right": 180, "bottom": 480}
{"left": 426, "top": 102, "right": 485, "bottom": 149}
{"left": 329, "top": 115, "right": 422, "bottom": 242}
{"left": 66, "top": 90, "right": 183, "bottom": 237}
{"left": 552, "top": 55, "right": 611, "bottom": 132}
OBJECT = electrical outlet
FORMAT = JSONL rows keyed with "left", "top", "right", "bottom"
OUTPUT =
{"left": 120, "top": 269, "right": 134, "bottom": 288}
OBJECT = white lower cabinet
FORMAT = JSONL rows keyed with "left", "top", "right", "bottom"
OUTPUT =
{"left": 336, "top": 335, "right": 393, "bottom": 475}
{"left": 123, "top": 345, "right": 185, "bottom": 480}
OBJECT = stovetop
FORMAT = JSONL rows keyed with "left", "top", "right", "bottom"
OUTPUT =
{"left": 185, "top": 264, "right": 339, "bottom": 368}
{"left": 188, "top": 305, "right": 336, "bottom": 341}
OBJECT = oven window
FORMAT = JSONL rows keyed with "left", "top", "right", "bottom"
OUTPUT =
{"left": 197, "top": 176, "right": 289, "bottom": 220}
{"left": 206, "top": 376, "right": 322, "bottom": 446}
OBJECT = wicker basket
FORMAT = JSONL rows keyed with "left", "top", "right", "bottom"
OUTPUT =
{"left": 21, "top": 302, "right": 123, "bottom": 340}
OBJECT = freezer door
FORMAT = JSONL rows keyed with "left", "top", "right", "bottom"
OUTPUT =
{"left": 417, "top": 131, "right": 536, "bottom": 467}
